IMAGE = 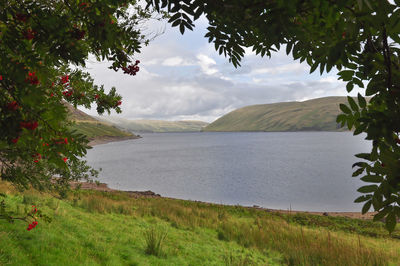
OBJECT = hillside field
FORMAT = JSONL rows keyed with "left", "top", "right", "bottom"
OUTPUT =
{"left": 98, "top": 117, "right": 209, "bottom": 133}
{"left": 204, "top": 97, "right": 352, "bottom": 132}
{"left": 64, "top": 103, "right": 135, "bottom": 139}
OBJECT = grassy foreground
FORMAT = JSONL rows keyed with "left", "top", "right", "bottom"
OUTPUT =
{"left": 0, "top": 182, "right": 399, "bottom": 265}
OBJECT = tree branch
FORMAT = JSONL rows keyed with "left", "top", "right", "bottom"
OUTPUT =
{"left": 382, "top": 25, "right": 392, "bottom": 90}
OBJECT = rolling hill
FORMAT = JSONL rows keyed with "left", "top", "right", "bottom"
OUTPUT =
{"left": 97, "top": 117, "right": 209, "bottom": 133}
{"left": 65, "top": 104, "right": 136, "bottom": 140}
{"left": 203, "top": 96, "right": 350, "bottom": 132}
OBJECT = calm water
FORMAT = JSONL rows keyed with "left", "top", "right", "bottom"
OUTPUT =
{"left": 86, "top": 132, "right": 371, "bottom": 212}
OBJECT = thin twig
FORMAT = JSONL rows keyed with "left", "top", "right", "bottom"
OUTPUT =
{"left": 382, "top": 25, "right": 392, "bottom": 89}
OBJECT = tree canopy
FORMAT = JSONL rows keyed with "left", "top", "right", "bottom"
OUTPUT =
{"left": 146, "top": 0, "right": 400, "bottom": 232}
{"left": 0, "top": 0, "right": 156, "bottom": 199}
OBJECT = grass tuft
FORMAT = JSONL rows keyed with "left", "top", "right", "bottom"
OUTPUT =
{"left": 144, "top": 226, "right": 167, "bottom": 257}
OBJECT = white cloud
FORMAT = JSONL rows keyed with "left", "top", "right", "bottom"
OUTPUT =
{"left": 162, "top": 56, "right": 194, "bottom": 66}
{"left": 196, "top": 54, "right": 219, "bottom": 75}
{"left": 79, "top": 14, "right": 359, "bottom": 123}
{"left": 252, "top": 63, "right": 309, "bottom": 75}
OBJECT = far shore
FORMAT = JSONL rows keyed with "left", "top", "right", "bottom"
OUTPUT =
{"left": 88, "top": 135, "right": 140, "bottom": 146}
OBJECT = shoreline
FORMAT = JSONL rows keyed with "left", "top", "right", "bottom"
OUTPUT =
{"left": 86, "top": 135, "right": 376, "bottom": 220}
{"left": 74, "top": 181, "right": 377, "bottom": 220}
{"left": 88, "top": 135, "right": 140, "bottom": 146}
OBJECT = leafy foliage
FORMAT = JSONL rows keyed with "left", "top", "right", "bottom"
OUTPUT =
{"left": 0, "top": 0, "right": 157, "bottom": 215}
{"left": 146, "top": 0, "right": 400, "bottom": 232}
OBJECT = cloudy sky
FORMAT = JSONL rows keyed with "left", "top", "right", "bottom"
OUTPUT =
{"left": 82, "top": 16, "right": 362, "bottom": 123}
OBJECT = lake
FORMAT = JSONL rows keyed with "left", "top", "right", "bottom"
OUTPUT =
{"left": 85, "top": 132, "right": 371, "bottom": 212}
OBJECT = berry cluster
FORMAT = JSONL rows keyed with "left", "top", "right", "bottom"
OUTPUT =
{"left": 20, "top": 121, "right": 38, "bottom": 130}
{"left": 15, "top": 13, "right": 30, "bottom": 23}
{"left": 27, "top": 221, "right": 38, "bottom": 231}
{"left": 27, "top": 206, "right": 38, "bottom": 231}
{"left": 32, "top": 153, "right": 42, "bottom": 163}
{"left": 71, "top": 28, "right": 86, "bottom": 40}
{"left": 62, "top": 89, "right": 73, "bottom": 97}
{"left": 7, "top": 101, "right": 19, "bottom": 111}
{"left": 121, "top": 60, "right": 140, "bottom": 76}
{"left": 79, "top": 2, "right": 89, "bottom": 9}
{"left": 54, "top": 138, "right": 68, "bottom": 145}
{"left": 23, "top": 29, "right": 36, "bottom": 40}
{"left": 61, "top": 75, "right": 69, "bottom": 84}
{"left": 25, "top": 72, "right": 39, "bottom": 85}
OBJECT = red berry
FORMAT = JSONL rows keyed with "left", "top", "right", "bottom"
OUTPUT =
{"left": 7, "top": 101, "right": 19, "bottom": 110}
{"left": 61, "top": 75, "right": 69, "bottom": 84}
{"left": 25, "top": 72, "right": 39, "bottom": 85}
{"left": 15, "top": 13, "right": 30, "bottom": 22}
{"left": 23, "top": 29, "right": 36, "bottom": 40}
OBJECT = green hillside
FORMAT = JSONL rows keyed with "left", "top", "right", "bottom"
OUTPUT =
{"left": 64, "top": 104, "right": 135, "bottom": 139}
{"left": 98, "top": 117, "right": 209, "bottom": 133}
{"left": 204, "top": 96, "right": 350, "bottom": 132}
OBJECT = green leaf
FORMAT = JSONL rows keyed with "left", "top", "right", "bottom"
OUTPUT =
{"left": 352, "top": 162, "right": 369, "bottom": 168}
{"left": 360, "top": 175, "right": 383, "bottom": 183}
{"left": 353, "top": 123, "right": 367, "bottom": 135}
{"left": 386, "top": 212, "right": 396, "bottom": 233}
{"left": 347, "top": 96, "right": 358, "bottom": 111}
{"left": 171, "top": 19, "right": 181, "bottom": 27}
{"left": 179, "top": 23, "right": 185, "bottom": 34}
{"left": 309, "top": 63, "right": 318, "bottom": 74}
{"left": 357, "top": 93, "right": 366, "bottom": 108}
{"left": 373, "top": 206, "right": 391, "bottom": 221}
{"left": 346, "top": 82, "right": 354, "bottom": 92}
{"left": 286, "top": 42, "right": 293, "bottom": 55}
{"left": 336, "top": 114, "right": 346, "bottom": 123}
{"left": 352, "top": 167, "right": 365, "bottom": 177}
{"left": 355, "top": 153, "right": 372, "bottom": 161}
{"left": 354, "top": 195, "right": 371, "bottom": 203}
{"left": 338, "top": 70, "right": 354, "bottom": 81}
{"left": 168, "top": 12, "right": 181, "bottom": 23}
{"left": 352, "top": 78, "right": 364, "bottom": 88}
{"left": 357, "top": 185, "right": 378, "bottom": 193}
{"left": 361, "top": 200, "right": 372, "bottom": 214}
{"left": 339, "top": 104, "right": 352, "bottom": 114}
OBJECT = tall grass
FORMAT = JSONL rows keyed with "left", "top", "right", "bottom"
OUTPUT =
{"left": 1, "top": 182, "right": 399, "bottom": 265}
{"left": 144, "top": 226, "right": 168, "bottom": 257}
{"left": 71, "top": 191, "right": 400, "bottom": 265}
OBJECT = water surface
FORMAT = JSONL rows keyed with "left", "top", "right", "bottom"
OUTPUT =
{"left": 86, "top": 132, "right": 370, "bottom": 212}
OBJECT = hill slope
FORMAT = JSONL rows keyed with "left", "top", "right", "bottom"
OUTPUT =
{"left": 64, "top": 104, "right": 136, "bottom": 139}
{"left": 204, "top": 97, "right": 349, "bottom": 132}
{"left": 98, "top": 117, "right": 209, "bottom": 133}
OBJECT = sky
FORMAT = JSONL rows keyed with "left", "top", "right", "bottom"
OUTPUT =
{"left": 82, "top": 16, "right": 363, "bottom": 123}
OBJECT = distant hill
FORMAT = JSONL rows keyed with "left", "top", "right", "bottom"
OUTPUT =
{"left": 97, "top": 117, "right": 209, "bottom": 133}
{"left": 204, "top": 96, "right": 350, "bottom": 132}
{"left": 64, "top": 104, "right": 135, "bottom": 139}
